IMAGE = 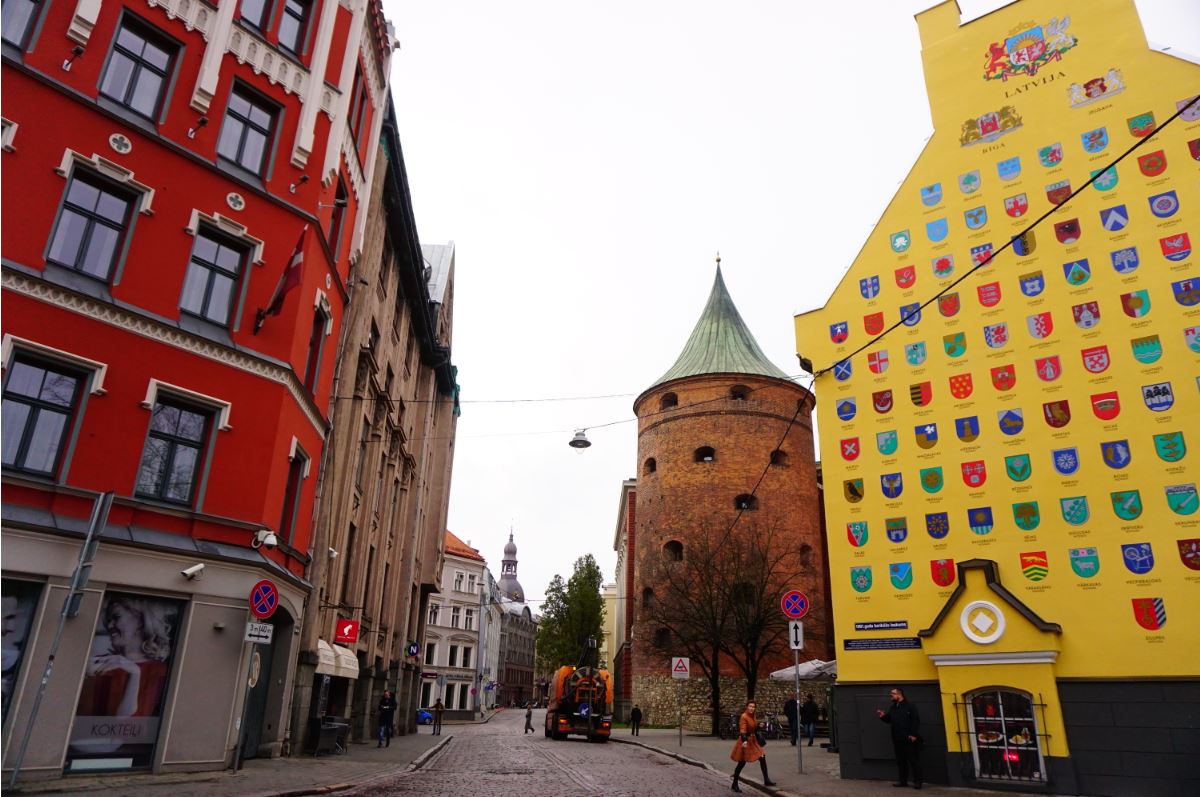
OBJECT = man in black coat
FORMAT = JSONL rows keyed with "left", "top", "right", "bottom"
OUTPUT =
{"left": 629, "top": 705, "right": 643, "bottom": 736}
{"left": 376, "top": 690, "right": 397, "bottom": 747}
{"left": 876, "top": 687, "right": 922, "bottom": 789}
{"left": 800, "top": 694, "right": 820, "bottom": 746}
{"left": 783, "top": 698, "right": 798, "bottom": 745}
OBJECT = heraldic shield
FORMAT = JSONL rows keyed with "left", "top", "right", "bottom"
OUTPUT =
{"left": 837, "top": 398, "right": 857, "bottom": 421}
{"left": 847, "top": 521, "right": 869, "bottom": 547}
{"left": 961, "top": 460, "right": 986, "bottom": 488}
{"left": 1153, "top": 432, "right": 1186, "bottom": 463}
{"left": 930, "top": 559, "right": 955, "bottom": 587}
{"left": 1060, "top": 496, "right": 1090, "bottom": 526}
{"left": 1012, "top": 501, "right": 1040, "bottom": 531}
{"left": 920, "top": 466, "right": 944, "bottom": 493}
{"left": 1166, "top": 483, "right": 1198, "bottom": 516}
{"left": 1178, "top": 539, "right": 1200, "bottom": 571}
{"left": 1111, "top": 489, "right": 1143, "bottom": 521}
{"left": 949, "top": 373, "right": 973, "bottom": 399}
{"left": 1005, "top": 454, "right": 1031, "bottom": 482}
{"left": 956, "top": 416, "right": 979, "bottom": 442}
{"left": 889, "top": 562, "right": 913, "bottom": 590}
{"left": 877, "top": 430, "right": 898, "bottom": 456}
{"left": 1132, "top": 597, "right": 1165, "bottom": 630}
{"left": 926, "top": 512, "right": 949, "bottom": 539}
{"left": 1021, "top": 551, "right": 1048, "bottom": 581}
{"left": 851, "top": 566, "right": 873, "bottom": 593}
{"left": 1070, "top": 547, "right": 1100, "bottom": 578}
{"left": 843, "top": 479, "right": 864, "bottom": 503}
{"left": 1122, "top": 543, "right": 1154, "bottom": 575}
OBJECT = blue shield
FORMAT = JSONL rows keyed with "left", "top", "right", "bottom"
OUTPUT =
{"left": 925, "top": 512, "right": 950, "bottom": 539}
{"left": 900, "top": 303, "right": 921, "bottom": 326}
{"left": 880, "top": 473, "right": 903, "bottom": 499}
{"left": 1099, "top": 205, "right": 1129, "bottom": 232}
{"left": 914, "top": 423, "right": 938, "bottom": 449}
{"left": 1012, "top": 231, "right": 1036, "bottom": 257}
{"left": 983, "top": 323, "right": 1008, "bottom": 349}
{"left": 1142, "top": 382, "right": 1174, "bottom": 412}
{"left": 967, "top": 507, "right": 994, "bottom": 535}
{"left": 920, "top": 183, "right": 943, "bottom": 206}
{"left": 1122, "top": 543, "right": 1155, "bottom": 574}
{"left": 1020, "top": 271, "right": 1045, "bottom": 297}
{"left": 964, "top": 206, "right": 987, "bottom": 230}
{"left": 1110, "top": 246, "right": 1139, "bottom": 274}
{"left": 997, "top": 157, "right": 1021, "bottom": 181}
{"left": 885, "top": 517, "right": 908, "bottom": 543}
{"left": 1063, "top": 259, "right": 1091, "bottom": 286}
{"left": 1148, "top": 190, "right": 1179, "bottom": 219}
{"left": 1173, "top": 278, "right": 1200, "bottom": 307}
{"left": 955, "top": 416, "right": 979, "bottom": 442}
{"left": 998, "top": 409, "right": 1024, "bottom": 436}
{"left": 905, "top": 342, "right": 927, "bottom": 366}
{"left": 1081, "top": 127, "right": 1108, "bottom": 153}
{"left": 926, "top": 218, "right": 949, "bottom": 242}
{"left": 829, "top": 321, "right": 848, "bottom": 343}
{"left": 860, "top": 275, "right": 880, "bottom": 299}
{"left": 834, "top": 359, "right": 852, "bottom": 381}
{"left": 876, "top": 430, "right": 898, "bottom": 456}
{"left": 836, "top": 398, "right": 857, "bottom": 421}
{"left": 888, "top": 562, "right": 913, "bottom": 590}
{"left": 1166, "top": 483, "right": 1199, "bottom": 516}
{"left": 1052, "top": 447, "right": 1079, "bottom": 475}
{"left": 1101, "top": 440, "right": 1132, "bottom": 469}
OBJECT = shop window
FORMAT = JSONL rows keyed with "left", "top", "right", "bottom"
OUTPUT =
{"left": 1, "top": 579, "right": 42, "bottom": 722}
{"left": 99, "top": 17, "right": 176, "bottom": 120}
{"left": 966, "top": 688, "right": 1045, "bottom": 783}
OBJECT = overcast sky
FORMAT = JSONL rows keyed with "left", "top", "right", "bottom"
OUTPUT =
{"left": 384, "top": 0, "right": 1199, "bottom": 609}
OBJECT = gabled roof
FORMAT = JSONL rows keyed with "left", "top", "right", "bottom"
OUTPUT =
{"left": 647, "top": 266, "right": 790, "bottom": 391}
{"left": 444, "top": 530, "right": 484, "bottom": 562}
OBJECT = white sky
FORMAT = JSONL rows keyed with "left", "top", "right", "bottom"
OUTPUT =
{"left": 384, "top": 0, "right": 1200, "bottom": 608}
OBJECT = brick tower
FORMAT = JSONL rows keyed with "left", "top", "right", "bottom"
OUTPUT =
{"left": 629, "top": 264, "right": 826, "bottom": 726}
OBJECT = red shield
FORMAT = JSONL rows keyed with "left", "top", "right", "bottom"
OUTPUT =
{"left": 840, "top": 437, "right": 860, "bottom": 461}
{"left": 961, "top": 460, "right": 986, "bottom": 488}
{"left": 990, "top": 365, "right": 1016, "bottom": 391}
{"left": 872, "top": 390, "right": 894, "bottom": 414}
{"left": 930, "top": 559, "right": 956, "bottom": 588}
{"left": 938, "top": 293, "right": 960, "bottom": 317}
{"left": 1160, "top": 233, "right": 1191, "bottom": 261}
{"left": 1081, "top": 345, "right": 1110, "bottom": 373}
{"left": 863, "top": 312, "right": 884, "bottom": 335}
{"left": 867, "top": 351, "right": 888, "bottom": 374}
{"left": 1131, "top": 598, "right": 1163, "bottom": 630}
{"left": 1137, "top": 150, "right": 1166, "bottom": 177}
{"left": 1179, "top": 539, "right": 1200, "bottom": 571}
{"left": 1035, "top": 356, "right": 1061, "bottom": 382}
{"left": 895, "top": 266, "right": 916, "bottom": 289}
{"left": 1091, "top": 392, "right": 1120, "bottom": 421}
{"left": 910, "top": 382, "right": 932, "bottom": 407}
{"left": 1043, "top": 400, "right": 1071, "bottom": 428}
{"left": 1054, "top": 219, "right": 1081, "bottom": 244}
{"left": 1190, "top": 138, "right": 1200, "bottom": 161}
{"left": 977, "top": 282, "right": 1001, "bottom": 308}
{"left": 1027, "top": 312, "right": 1053, "bottom": 339}
{"left": 1045, "top": 182, "right": 1071, "bottom": 205}
{"left": 949, "top": 373, "right": 973, "bottom": 400}
{"left": 1004, "top": 194, "right": 1028, "bottom": 218}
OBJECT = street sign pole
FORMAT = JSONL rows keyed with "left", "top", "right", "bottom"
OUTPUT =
{"left": 788, "top": 620, "right": 805, "bottom": 774}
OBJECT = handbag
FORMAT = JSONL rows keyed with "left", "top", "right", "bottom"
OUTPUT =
{"left": 754, "top": 729, "right": 767, "bottom": 746}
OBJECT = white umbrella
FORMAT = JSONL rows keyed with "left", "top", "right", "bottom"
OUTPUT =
{"left": 769, "top": 659, "right": 837, "bottom": 680}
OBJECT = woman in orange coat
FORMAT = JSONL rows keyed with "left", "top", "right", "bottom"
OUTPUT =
{"left": 729, "top": 700, "right": 776, "bottom": 792}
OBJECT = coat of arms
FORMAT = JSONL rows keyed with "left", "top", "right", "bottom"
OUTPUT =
{"left": 1132, "top": 598, "right": 1165, "bottom": 630}
{"left": 1020, "top": 551, "right": 1048, "bottom": 582}
{"left": 959, "top": 107, "right": 1023, "bottom": 147}
{"left": 1067, "top": 69, "right": 1125, "bottom": 108}
{"left": 984, "top": 18, "right": 1076, "bottom": 81}
{"left": 1013, "top": 502, "right": 1040, "bottom": 531}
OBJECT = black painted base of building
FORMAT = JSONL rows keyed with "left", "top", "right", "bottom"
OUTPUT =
{"left": 833, "top": 680, "right": 1199, "bottom": 797}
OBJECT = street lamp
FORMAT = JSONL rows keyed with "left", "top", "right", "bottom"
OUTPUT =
{"left": 568, "top": 429, "right": 592, "bottom": 451}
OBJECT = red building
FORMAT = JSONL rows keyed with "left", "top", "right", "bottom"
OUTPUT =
{"left": 2, "top": 0, "right": 394, "bottom": 778}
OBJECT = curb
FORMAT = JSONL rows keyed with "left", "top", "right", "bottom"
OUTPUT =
{"left": 270, "top": 735, "right": 453, "bottom": 797}
{"left": 609, "top": 737, "right": 798, "bottom": 797}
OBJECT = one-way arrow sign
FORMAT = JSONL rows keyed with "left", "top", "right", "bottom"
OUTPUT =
{"left": 244, "top": 621, "right": 274, "bottom": 644}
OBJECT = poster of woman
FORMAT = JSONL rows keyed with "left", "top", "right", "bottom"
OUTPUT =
{"left": 2, "top": 579, "right": 41, "bottom": 722}
{"left": 67, "top": 592, "right": 182, "bottom": 771}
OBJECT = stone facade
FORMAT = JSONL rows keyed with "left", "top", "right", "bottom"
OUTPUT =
{"left": 631, "top": 674, "right": 830, "bottom": 733}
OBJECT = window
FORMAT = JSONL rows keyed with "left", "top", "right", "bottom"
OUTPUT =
{"left": 451, "top": 606, "right": 461, "bottom": 628}
{"left": 660, "top": 392, "right": 678, "bottom": 410}
{"left": 653, "top": 628, "right": 671, "bottom": 648}
{"left": 967, "top": 689, "right": 1044, "bottom": 782}
{"left": 354, "top": 417, "right": 370, "bottom": 488}
{"left": 327, "top": 178, "right": 348, "bottom": 255}
{"left": 461, "top": 647, "right": 472, "bottom": 669}
{"left": 347, "top": 66, "right": 370, "bottom": 153}
{"left": 180, "top": 229, "right": 246, "bottom": 325}
{"left": 340, "top": 522, "right": 355, "bottom": 603}
{"left": 239, "top": 0, "right": 271, "bottom": 30}
{"left": 734, "top": 494, "right": 758, "bottom": 511}
{"left": 277, "top": 445, "right": 307, "bottom": 544}
{"left": 424, "top": 642, "right": 436, "bottom": 665}
{"left": 47, "top": 172, "right": 132, "bottom": 280}
{"left": 641, "top": 587, "right": 654, "bottom": 608}
{"left": 730, "top": 384, "right": 749, "bottom": 400}
{"left": 303, "top": 306, "right": 329, "bottom": 392}
{"left": 663, "top": 540, "right": 683, "bottom": 561}
{"left": 644, "top": 457, "right": 656, "bottom": 475}
{"left": 135, "top": 398, "right": 210, "bottom": 503}
{"left": 420, "top": 681, "right": 432, "bottom": 707}
{"left": 453, "top": 571, "right": 464, "bottom": 591}
{"left": 770, "top": 449, "right": 789, "bottom": 466}
{"left": 2, "top": 357, "right": 83, "bottom": 476}
{"left": 467, "top": 574, "right": 477, "bottom": 593}
{"left": 465, "top": 608, "right": 475, "bottom": 631}
{"left": 366, "top": 321, "right": 380, "bottom": 358}
{"left": 1, "top": 0, "right": 40, "bottom": 48}
{"left": 427, "top": 603, "right": 439, "bottom": 626}
{"left": 448, "top": 644, "right": 459, "bottom": 667}
{"left": 800, "top": 544, "right": 813, "bottom": 567}
{"left": 694, "top": 446, "right": 715, "bottom": 463}
{"left": 100, "top": 19, "right": 175, "bottom": 119}
{"left": 217, "top": 87, "right": 275, "bottom": 174}
{"left": 277, "top": 0, "right": 310, "bottom": 53}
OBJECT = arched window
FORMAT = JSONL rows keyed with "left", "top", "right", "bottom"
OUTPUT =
{"left": 730, "top": 384, "right": 749, "bottom": 401}
{"left": 800, "top": 544, "right": 813, "bottom": 567}
{"left": 653, "top": 627, "right": 671, "bottom": 648}
{"left": 966, "top": 688, "right": 1045, "bottom": 783}
{"left": 660, "top": 392, "right": 678, "bottom": 410}
{"left": 663, "top": 540, "right": 683, "bottom": 561}
{"left": 642, "top": 587, "right": 654, "bottom": 607}
{"left": 734, "top": 494, "right": 758, "bottom": 510}
{"left": 644, "top": 457, "right": 657, "bottom": 475}
{"left": 694, "top": 446, "right": 715, "bottom": 463}
{"left": 770, "top": 449, "right": 789, "bottom": 466}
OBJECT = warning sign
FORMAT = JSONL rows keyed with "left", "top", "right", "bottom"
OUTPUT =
{"left": 670, "top": 656, "right": 690, "bottom": 679}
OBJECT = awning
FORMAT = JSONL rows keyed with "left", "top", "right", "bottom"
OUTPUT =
{"left": 769, "top": 659, "right": 837, "bottom": 681}
{"left": 316, "top": 640, "right": 360, "bottom": 679}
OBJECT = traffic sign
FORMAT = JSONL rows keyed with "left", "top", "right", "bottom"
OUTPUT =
{"left": 334, "top": 618, "right": 360, "bottom": 643}
{"left": 249, "top": 579, "right": 279, "bottom": 619}
{"left": 406, "top": 642, "right": 420, "bottom": 657}
{"left": 781, "top": 590, "right": 810, "bottom": 619}
{"left": 244, "top": 621, "right": 274, "bottom": 644}
{"left": 788, "top": 620, "right": 804, "bottom": 650}
{"left": 671, "top": 656, "right": 690, "bottom": 679}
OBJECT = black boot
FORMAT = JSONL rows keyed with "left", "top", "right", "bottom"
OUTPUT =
{"left": 760, "top": 758, "right": 777, "bottom": 787}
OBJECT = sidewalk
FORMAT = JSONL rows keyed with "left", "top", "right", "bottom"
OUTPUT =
{"left": 10, "top": 709, "right": 501, "bottom": 797}
{"left": 612, "top": 728, "right": 1051, "bottom": 797}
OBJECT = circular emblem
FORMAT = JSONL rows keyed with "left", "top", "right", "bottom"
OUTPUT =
{"left": 960, "top": 600, "right": 1005, "bottom": 644}
{"left": 325, "top": 273, "right": 332, "bottom": 289}
{"left": 108, "top": 134, "right": 132, "bottom": 154}
{"left": 226, "top": 192, "right": 246, "bottom": 211}
{"left": 249, "top": 579, "right": 279, "bottom": 619}
{"left": 248, "top": 649, "right": 262, "bottom": 688}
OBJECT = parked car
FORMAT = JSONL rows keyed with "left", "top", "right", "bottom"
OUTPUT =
{"left": 416, "top": 709, "right": 433, "bottom": 725}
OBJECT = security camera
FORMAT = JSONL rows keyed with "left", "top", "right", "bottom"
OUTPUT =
{"left": 181, "top": 563, "right": 205, "bottom": 580}
{"left": 252, "top": 529, "right": 279, "bottom": 550}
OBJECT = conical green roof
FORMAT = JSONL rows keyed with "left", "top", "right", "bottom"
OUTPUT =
{"left": 649, "top": 266, "right": 790, "bottom": 390}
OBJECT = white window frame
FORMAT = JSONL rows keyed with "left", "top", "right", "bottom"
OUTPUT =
{"left": 424, "top": 641, "right": 437, "bottom": 666}
{"left": 2, "top": 336, "right": 108, "bottom": 395}
{"left": 448, "top": 644, "right": 458, "bottom": 667}
{"left": 140, "top": 378, "right": 232, "bottom": 431}
{"left": 55, "top": 149, "right": 155, "bottom": 216}
{"left": 450, "top": 606, "right": 461, "bottom": 628}
{"left": 464, "top": 608, "right": 475, "bottom": 631}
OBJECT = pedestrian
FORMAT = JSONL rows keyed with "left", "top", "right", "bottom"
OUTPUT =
{"left": 800, "top": 693, "right": 819, "bottom": 747}
{"left": 630, "top": 704, "right": 643, "bottom": 736}
{"left": 524, "top": 704, "right": 534, "bottom": 734}
{"left": 433, "top": 698, "right": 444, "bottom": 735}
{"left": 377, "top": 689, "right": 397, "bottom": 747}
{"left": 729, "top": 700, "right": 776, "bottom": 793}
{"left": 783, "top": 697, "right": 798, "bottom": 746}
{"left": 876, "top": 687, "right": 922, "bottom": 789}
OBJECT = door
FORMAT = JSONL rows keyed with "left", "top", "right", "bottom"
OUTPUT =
{"left": 240, "top": 642, "right": 274, "bottom": 759}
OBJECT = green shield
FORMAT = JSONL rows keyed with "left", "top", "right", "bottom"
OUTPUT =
{"left": 920, "top": 467, "right": 944, "bottom": 493}
{"left": 1153, "top": 432, "right": 1186, "bottom": 463}
{"left": 850, "top": 566, "right": 873, "bottom": 593}
{"left": 1012, "top": 502, "right": 1040, "bottom": 531}
{"left": 1110, "top": 490, "right": 1142, "bottom": 520}
{"left": 1005, "top": 454, "right": 1031, "bottom": 482}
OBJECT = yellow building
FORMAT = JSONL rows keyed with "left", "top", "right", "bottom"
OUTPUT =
{"left": 793, "top": 1, "right": 1198, "bottom": 793}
